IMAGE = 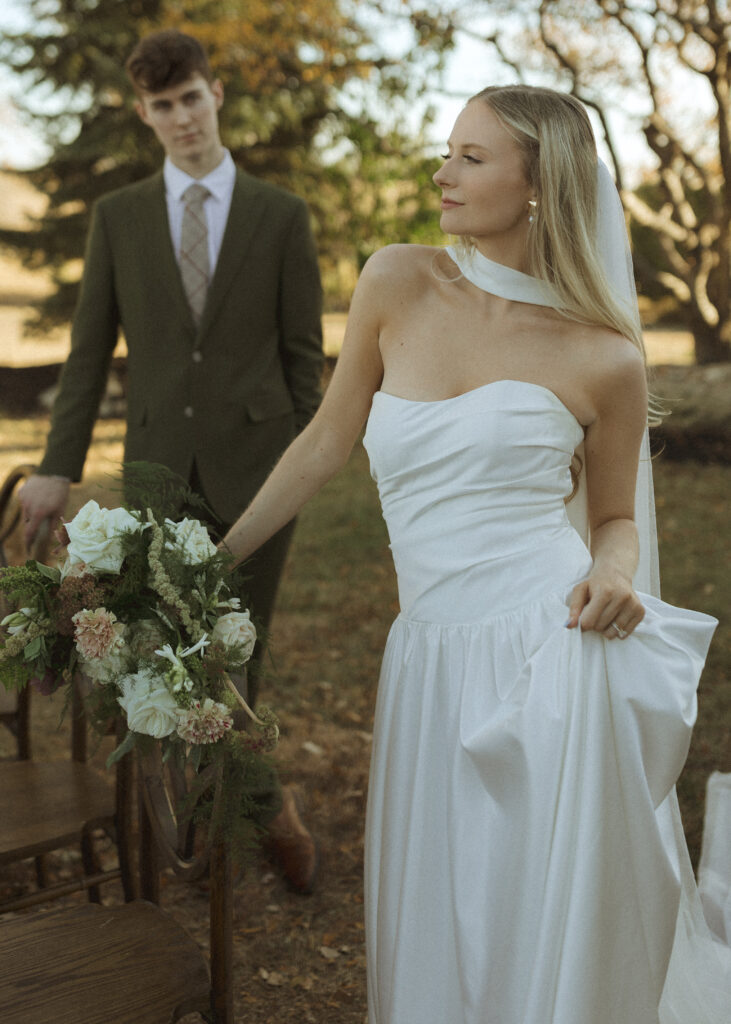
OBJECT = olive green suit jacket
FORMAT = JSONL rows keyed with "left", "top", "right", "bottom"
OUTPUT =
{"left": 40, "top": 168, "right": 323, "bottom": 525}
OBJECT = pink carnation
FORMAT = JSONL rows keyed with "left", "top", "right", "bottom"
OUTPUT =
{"left": 176, "top": 698, "right": 233, "bottom": 745}
{"left": 72, "top": 607, "right": 124, "bottom": 661}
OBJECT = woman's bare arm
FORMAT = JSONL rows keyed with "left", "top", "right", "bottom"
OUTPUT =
{"left": 566, "top": 341, "right": 648, "bottom": 638}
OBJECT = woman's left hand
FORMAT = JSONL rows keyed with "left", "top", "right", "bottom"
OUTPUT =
{"left": 566, "top": 569, "right": 645, "bottom": 640}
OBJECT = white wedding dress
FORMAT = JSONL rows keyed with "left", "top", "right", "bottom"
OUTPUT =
{"left": 362, "top": 373, "right": 729, "bottom": 1023}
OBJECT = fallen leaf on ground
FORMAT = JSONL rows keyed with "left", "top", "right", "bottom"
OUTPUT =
{"left": 302, "top": 740, "right": 325, "bottom": 756}
{"left": 258, "top": 967, "right": 286, "bottom": 987}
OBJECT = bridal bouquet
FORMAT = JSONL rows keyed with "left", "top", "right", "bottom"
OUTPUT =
{"left": 0, "top": 464, "right": 278, "bottom": 842}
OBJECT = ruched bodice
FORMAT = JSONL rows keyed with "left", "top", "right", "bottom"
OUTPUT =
{"left": 361, "top": 380, "right": 723, "bottom": 1024}
{"left": 363, "top": 380, "right": 590, "bottom": 621}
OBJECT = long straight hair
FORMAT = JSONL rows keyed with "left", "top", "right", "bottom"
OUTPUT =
{"left": 467, "top": 85, "right": 646, "bottom": 359}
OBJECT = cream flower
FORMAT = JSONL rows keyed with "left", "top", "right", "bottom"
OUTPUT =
{"left": 2, "top": 607, "right": 42, "bottom": 636}
{"left": 177, "top": 697, "right": 233, "bottom": 745}
{"left": 79, "top": 645, "right": 130, "bottom": 686}
{"left": 127, "top": 619, "right": 168, "bottom": 659}
{"left": 154, "top": 635, "right": 210, "bottom": 693}
{"left": 66, "top": 500, "right": 143, "bottom": 574}
{"left": 211, "top": 610, "right": 257, "bottom": 665}
{"left": 59, "top": 557, "right": 89, "bottom": 580}
{"left": 72, "top": 607, "right": 125, "bottom": 661}
{"left": 164, "top": 517, "right": 217, "bottom": 565}
{"left": 117, "top": 668, "right": 179, "bottom": 738}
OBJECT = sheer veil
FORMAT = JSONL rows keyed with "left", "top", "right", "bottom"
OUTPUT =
{"left": 582, "top": 161, "right": 731, "bottom": 1022}
{"left": 565, "top": 160, "right": 660, "bottom": 597}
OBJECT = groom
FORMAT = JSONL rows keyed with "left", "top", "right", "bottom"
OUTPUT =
{"left": 19, "top": 29, "right": 324, "bottom": 892}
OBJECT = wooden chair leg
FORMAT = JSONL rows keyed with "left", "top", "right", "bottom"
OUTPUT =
{"left": 16, "top": 686, "right": 31, "bottom": 760}
{"left": 80, "top": 825, "right": 102, "bottom": 903}
{"left": 138, "top": 782, "right": 160, "bottom": 904}
{"left": 116, "top": 745, "right": 137, "bottom": 901}
{"left": 71, "top": 682, "right": 87, "bottom": 763}
{"left": 34, "top": 855, "right": 48, "bottom": 889}
{"left": 209, "top": 840, "right": 233, "bottom": 1024}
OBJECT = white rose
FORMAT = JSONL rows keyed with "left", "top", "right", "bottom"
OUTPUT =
{"left": 164, "top": 517, "right": 217, "bottom": 565}
{"left": 211, "top": 610, "right": 257, "bottom": 665}
{"left": 117, "top": 668, "right": 179, "bottom": 738}
{"left": 66, "top": 500, "right": 142, "bottom": 574}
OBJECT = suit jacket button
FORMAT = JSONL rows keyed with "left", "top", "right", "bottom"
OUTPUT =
{"left": 192, "top": 350, "right": 203, "bottom": 363}
{"left": 184, "top": 406, "right": 194, "bottom": 418}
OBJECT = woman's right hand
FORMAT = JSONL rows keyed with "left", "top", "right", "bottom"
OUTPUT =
{"left": 566, "top": 566, "right": 645, "bottom": 640}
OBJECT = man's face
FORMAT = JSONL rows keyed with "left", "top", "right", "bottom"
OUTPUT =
{"left": 135, "top": 72, "right": 224, "bottom": 174}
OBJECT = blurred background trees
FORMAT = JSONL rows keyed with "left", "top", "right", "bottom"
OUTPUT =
{"left": 387, "top": 0, "right": 730, "bottom": 363}
{"left": 1, "top": 0, "right": 729, "bottom": 362}
{"left": 528, "top": 0, "right": 730, "bottom": 364}
{"left": 0, "top": 0, "right": 449, "bottom": 321}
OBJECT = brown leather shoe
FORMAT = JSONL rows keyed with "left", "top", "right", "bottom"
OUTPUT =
{"left": 267, "top": 784, "right": 319, "bottom": 894}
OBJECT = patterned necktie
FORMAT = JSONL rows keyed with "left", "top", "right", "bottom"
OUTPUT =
{"left": 179, "top": 183, "right": 211, "bottom": 324}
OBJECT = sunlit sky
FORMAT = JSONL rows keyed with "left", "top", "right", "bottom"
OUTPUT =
{"left": 0, "top": 0, "right": 704, "bottom": 181}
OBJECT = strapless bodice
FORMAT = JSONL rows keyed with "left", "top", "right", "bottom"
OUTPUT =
{"left": 363, "top": 379, "right": 591, "bottom": 622}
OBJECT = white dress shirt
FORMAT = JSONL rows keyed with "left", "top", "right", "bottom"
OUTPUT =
{"left": 164, "top": 149, "right": 237, "bottom": 276}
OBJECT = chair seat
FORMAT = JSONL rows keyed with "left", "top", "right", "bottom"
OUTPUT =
{"left": 0, "top": 900, "right": 211, "bottom": 1024}
{"left": 0, "top": 761, "right": 114, "bottom": 862}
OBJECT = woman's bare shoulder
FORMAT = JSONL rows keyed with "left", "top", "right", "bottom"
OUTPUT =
{"left": 576, "top": 327, "right": 647, "bottom": 419}
{"left": 587, "top": 328, "right": 645, "bottom": 382}
{"left": 361, "top": 244, "right": 442, "bottom": 288}
{"left": 350, "top": 245, "right": 444, "bottom": 325}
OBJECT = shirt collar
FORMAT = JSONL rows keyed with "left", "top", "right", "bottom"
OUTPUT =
{"left": 164, "top": 149, "right": 236, "bottom": 202}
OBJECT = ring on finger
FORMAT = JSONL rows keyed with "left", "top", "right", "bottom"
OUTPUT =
{"left": 610, "top": 620, "right": 628, "bottom": 639}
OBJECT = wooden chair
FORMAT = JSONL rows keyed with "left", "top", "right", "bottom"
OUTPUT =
{"left": 0, "top": 743, "right": 234, "bottom": 1024}
{"left": 0, "top": 463, "right": 49, "bottom": 760}
{"left": 0, "top": 684, "right": 30, "bottom": 761}
{"left": 0, "top": 675, "right": 136, "bottom": 910}
{"left": 0, "top": 464, "right": 135, "bottom": 909}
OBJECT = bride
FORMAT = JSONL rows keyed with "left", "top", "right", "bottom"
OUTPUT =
{"left": 222, "top": 85, "right": 729, "bottom": 1023}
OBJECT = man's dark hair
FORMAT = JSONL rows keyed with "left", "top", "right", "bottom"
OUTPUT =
{"left": 126, "top": 29, "right": 213, "bottom": 95}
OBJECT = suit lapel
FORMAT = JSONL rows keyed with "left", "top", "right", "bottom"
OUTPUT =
{"left": 199, "top": 170, "right": 267, "bottom": 335}
{"left": 134, "top": 173, "right": 195, "bottom": 326}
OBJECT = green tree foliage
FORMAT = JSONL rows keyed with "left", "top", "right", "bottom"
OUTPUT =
{"left": 0, "top": 0, "right": 449, "bottom": 321}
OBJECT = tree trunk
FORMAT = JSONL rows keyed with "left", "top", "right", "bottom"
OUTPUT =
{"left": 690, "top": 318, "right": 731, "bottom": 365}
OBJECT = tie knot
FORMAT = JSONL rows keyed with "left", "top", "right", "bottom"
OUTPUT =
{"left": 183, "top": 183, "right": 210, "bottom": 207}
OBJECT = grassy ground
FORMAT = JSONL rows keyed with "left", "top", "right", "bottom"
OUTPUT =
{"left": 0, "top": 416, "right": 728, "bottom": 1024}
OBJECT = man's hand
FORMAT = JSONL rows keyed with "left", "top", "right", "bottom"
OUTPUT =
{"left": 18, "top": 474, "right": 70, "bottom": 546}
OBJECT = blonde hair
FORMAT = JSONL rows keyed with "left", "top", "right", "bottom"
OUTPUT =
{"left": 465, "top": 85, "right": 646, "bottom": 358}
